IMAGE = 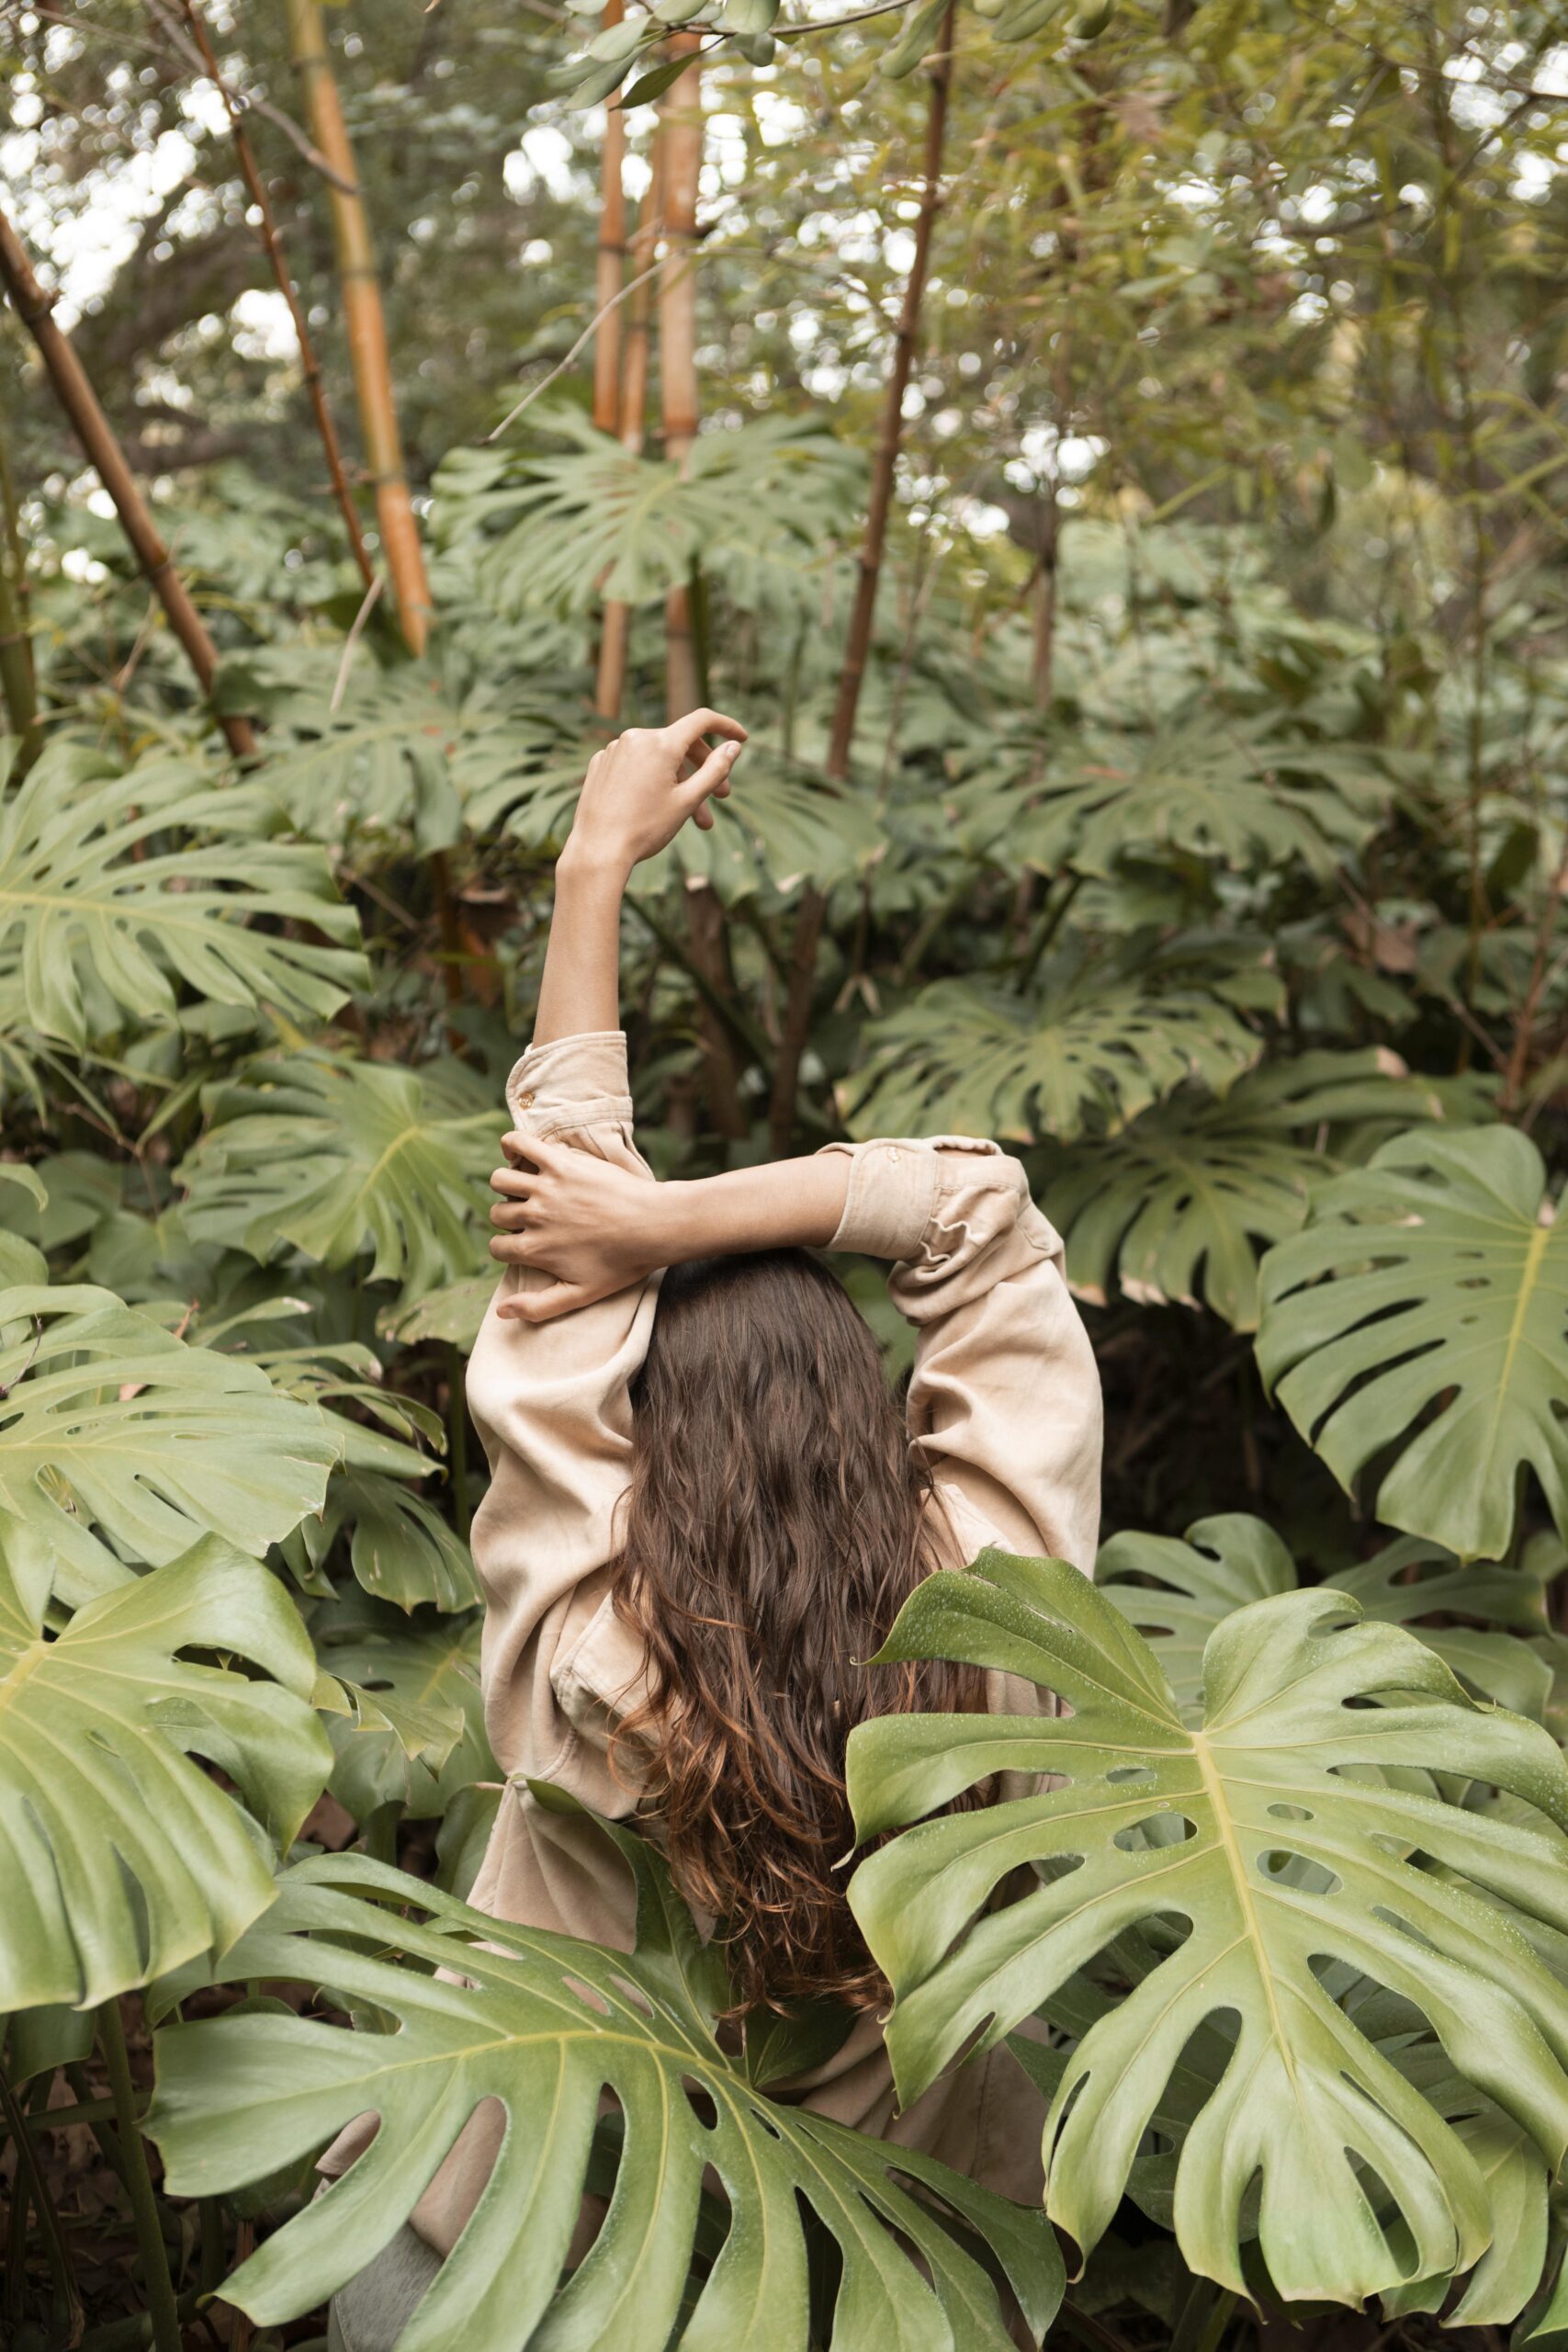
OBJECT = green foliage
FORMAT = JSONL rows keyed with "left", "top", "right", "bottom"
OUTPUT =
{"left": 0, "top": 1283, "right": 337, "bottom": 1606}
{"left": 147, "top": 1826, "right": 1062, "bottom": 2352}
{"left": 0, "top": 1532, "right": 328, "bottom": 2008}
{"left": 0, "top": 743, "right": 366, "bottom": 1057}
{"left": 847, "top": 1549, "right": 1568, "bottom": 2306}
{"left": 1258, "top": 1126, "right": 1568, "bottom": 1560}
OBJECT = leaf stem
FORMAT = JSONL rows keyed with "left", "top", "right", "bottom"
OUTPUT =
{"left": 97, "top": 1997, "right": 183, "bottom": 2352}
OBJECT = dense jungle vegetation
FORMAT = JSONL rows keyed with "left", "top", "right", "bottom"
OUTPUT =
{"left": 3, "top": 0, "right": 1568, "bottom": 2346}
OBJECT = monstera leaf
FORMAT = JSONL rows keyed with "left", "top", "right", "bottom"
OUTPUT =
{"left": 238, "top": 650, "right": 581, "bottom": 856}
{"left": 0, "top": 742, "right": 366, "bottom": 1049}
{"left": 310, "top": 1592, "right": 493, "bottom": 1822}
{"left": 180, "top": 1054, "right": 497, "bottom": 1308}
{"left": 950, "top": 719, "right": 1391, "bottom": 882}
{"left": 652, "top": 751, "right": 883, "bottom": 906}
{"left": 1257, "top": 1125, "right": 1568, "bottom": 1559}
{"left": 1042, "top": 1050, "right": 1484, "bottom": 1329}
{"left": 846, "top": 1551, "right": 1568, "bottom": 2305}
{"left": 0, "top": 1532, "right": 329, "bottom": 2010}
{"left": 842, "top": 956, "right": 1263, "bottom": 1145}
{"left": 147, "top": 1825, "right": 1062, "bottom": 2352}
{"left": 437, "top": 413, "right": 861, "bottom": 616}
{"left": 0, "top": 1164, "right": 45, "bottom": 1285}
{"left": 0, "top": 1283, "right": 335, "bottom": 1605}
{"left": 1096, "top": 1512, "right": 1564, "bottom": 1723}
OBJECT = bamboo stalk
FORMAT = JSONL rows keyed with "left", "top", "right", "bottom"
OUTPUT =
{"left": 595, "top": 145, "right": 663, "bottom": 723}
{"left": 592, "top": 0, "right": 628, "bottom": 439}
{"left": 655, "top": 40, "right": 748, "bottom": 1139}
{"left": 766, "top": 1, "right": 958, "bottom": 1154}
{"left": 0, "top": 205, "right": 259, "bottom": 763}
{"left": 286, "top": 0, "right": 432, "bottom": 654}
{"left": 0, "top": 417, "right": 41, "bottom": 776}
{"left": 175, "top": 0, "right": 375, "bottom": 591}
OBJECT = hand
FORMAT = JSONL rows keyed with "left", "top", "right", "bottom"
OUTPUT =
{"left": 489, "top": 1135, "right": 672, "bottom": 1321}
{"left": 563, "top": 707, "right": 748, "bottom": 877}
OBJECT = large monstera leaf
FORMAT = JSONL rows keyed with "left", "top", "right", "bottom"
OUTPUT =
{"left": 147, "top": 1823, "right": 1062, "bottom": 2352}
{"left": 1041, "top": 1050, "right": 1483, "bottom": 1329}
{"left": 0, "top": 742, "right": 366, "bottom": 1050}
{"left": 0, "top": 1283, "right": 335, "bottom": 1605}
{"left": 950, "top": 718, "right": 1391, "bottom": 883}
{"left": 845, "top": 1551, "right": 1568, "bottom": 2306}
{"left": 436, "top": 413, "right": 861, "bottom": 617}
{"left": 180, "top": 1054, "right": 497, "bottom": 1308}
{"left": 0, "top": 1532, "right": 329, "bottom": 2010}
{"left": 1257, "top": 1125, "right": 1568, "bottom": 1559}
{"left": 842, "top": 958, "right": 1263, "bottom": 1145}
{"left": 310, "top": 1592, "right": 494, "bottom": 1823}
{"left": 1096, "top": 1512, "right": 1564, "bottom": 1724}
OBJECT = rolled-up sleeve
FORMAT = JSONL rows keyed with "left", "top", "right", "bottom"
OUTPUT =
{"left": 819, "top": 1136, "right": 1102, "bottom": 1573}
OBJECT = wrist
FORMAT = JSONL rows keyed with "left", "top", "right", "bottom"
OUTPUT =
{"left": 556, "top": 833, "right": 632, "bottom": 890}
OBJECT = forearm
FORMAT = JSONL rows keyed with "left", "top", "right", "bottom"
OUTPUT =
{"left": 654, "top": 1158, "right": 851, "bottom": 1264}
{"left": 531, "top": 846, "right": 628, "bottom": 1048}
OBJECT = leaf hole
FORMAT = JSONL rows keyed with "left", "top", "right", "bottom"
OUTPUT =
{"left": 1258, "top": 1849, "right": 1341, "bottom": 1895}
{"left": 1112, "top": 1812, "right": 1198, "bottom": 1853}
{"left": 1267, "top": 1803, "right": 1314, "bottom": 1822}
{"left": 1106, "top": 1765, "right": 1158, "bottom": 1786}
{"left": 681, "top": 2075, "right": 719, "bottom": 2132}
{"left": 608, "top": 1973, "right": 654, "bottom": 2018}
{"left": 560, "top": 1973, "right": 612, "bottom": 2018}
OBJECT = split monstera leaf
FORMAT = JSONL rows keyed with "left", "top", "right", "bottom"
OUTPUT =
{"left": 147, "top": 1798, "right": 1063, "bottom": 2352}
{"left": 846, "top": 1549, "right": 1568, "bottom": 2309}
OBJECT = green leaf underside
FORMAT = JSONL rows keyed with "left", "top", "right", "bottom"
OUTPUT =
{"left": 846, "top": 1550, "right": 1568, "bottom": 2305}
{"left": 1257, "top": 1125, "right": 1568, "bottom": 1559}
{"left": 147, "top": 1830, "right": 1063, "bottom": 2352}
{"left": 0, "top": 1533, "right": 329, "bottom": 2009}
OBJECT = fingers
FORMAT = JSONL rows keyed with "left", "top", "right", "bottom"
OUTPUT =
{"left": 489, "top": 1199, "right": 531, "bottom": 1230}
{"left": 677, "top": 735, "right": 744, "bottom": 820}
{"left": 663, "top": 707, "right": 747, "bottom": 762}
{"left": 496, "top": 1279, "right": 592, "bottom": 1324}
{"left": 491, "top": 1164, "right": 533, "bottom": 1199}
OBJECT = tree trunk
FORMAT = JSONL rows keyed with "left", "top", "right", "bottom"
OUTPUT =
{"left": 655, "top": 40, "right": 748, "bottom": 1140}
{"left": 286, "top": 0, "right": 432, "bottom": 654}
{"left": 180, "top": 0, "right": 375, "bottom": 591}
{"left": 767, "top": 1, "right": 958, "bottom": 1153}
{"left": 594, "top": 144, "right": 662, "bottom": 724}
{"left": 0, "top": 203, "right": 258, "bottom": 762}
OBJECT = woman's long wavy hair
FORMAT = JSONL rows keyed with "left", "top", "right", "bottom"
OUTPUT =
{"left": 610, "top": 1248, "right": 984, "bottom": 2017}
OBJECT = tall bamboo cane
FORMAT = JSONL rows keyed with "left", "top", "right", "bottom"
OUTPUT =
{"left": 766, "top": 2, "right": 958, "bottom": 1154}
{"left": 654, "top": 42, "right": 748, "bottom": 1138}
{"left": 0, "top": 414, "right": 40, "bottom": 775}
{"left": 285, "top": 0, "right": 431, "bottom": 652}
{"left": 0, "top": 204, "right": 259, "bottom": 763}
{"left": 594, "top": 143, "right": 662, "bottom": 723}
{"left": 177, "top": 0, "right": 375, "bottom": 592}
{"left": 592, "top": 0, "right": 628, "bottom": 440}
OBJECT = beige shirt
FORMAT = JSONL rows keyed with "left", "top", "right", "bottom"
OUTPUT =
{"left": 327, "top": 1029, "right": 1103, "bottom": 2246}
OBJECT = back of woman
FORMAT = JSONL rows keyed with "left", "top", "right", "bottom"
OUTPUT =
{"left": 319, "top": 713, "right": 1103, "bottom": 2346}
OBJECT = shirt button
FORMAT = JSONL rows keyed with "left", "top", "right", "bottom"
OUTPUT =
{"left": 517, "top": 1091, "right": 535, "bottom": 1110}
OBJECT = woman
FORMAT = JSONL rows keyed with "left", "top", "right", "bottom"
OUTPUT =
{"left": 323, "top": 708, "right": 1102, "bottom": 2345}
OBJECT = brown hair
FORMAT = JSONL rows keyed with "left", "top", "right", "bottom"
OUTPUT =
{"left": 610, "top": 1248, "right": 983, "bottom": 2016}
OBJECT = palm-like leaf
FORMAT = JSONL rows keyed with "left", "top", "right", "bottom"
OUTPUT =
{"left": 0, "top": 1165, "right": 46, "bottom": 1284}
{"left": 180, "top": 1054, "right": 497, "bottom": 1308}
{"left": 842, "top": 957, "right": 1263, "bottom": 1145}
{"left": 1096, "top": 1511, "right": 1563, "bottom": 1723}
{"left": 846, "top": 1551, "right": 1568, "bottom": 2304}
{"left": 0, "top": 743, "right": 365, "bottom": 1050}
{"left": 1042, "top": 1050, "right": 1493, "bottom": 1328}
{"left": 0, "top": 1532, "right": 329, "bottom": 2010}
{"left": 949, "top": 718, "right": 1392, "bottom": 881}
{"left": 0, "top": 1283, "right": 335, "bottom": 1606}
{"left": 1257, "top": 1125, "right": 1568, "bottom": 1559}
{"left": 436, "top": 413, "right": 862, "bottom": 616}
{"left": 147, "top": 1826, "right": 1061, "bottom": 2352}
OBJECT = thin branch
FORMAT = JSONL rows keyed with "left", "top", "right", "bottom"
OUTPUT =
{"left": 330, "top": 569, "right": 385, "bottom": 712}
{"left": 171, "top": 0, "right": 375, "bottom": 588}
{"left": 135, "top": 0, "right": 358, "bottom": 193}
{"left": 487, "top": 256, "right": 671, "bottom": 442}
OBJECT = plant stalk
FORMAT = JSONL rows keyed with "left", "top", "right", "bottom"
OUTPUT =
{"left": 595, "top": 144, "right": 663, "bottom": 723}
{"left": 97, "top": 1998, "right": 182, "bottom": 2352}
{"left": 176, "top": 0, "right": 376, "bottom": 592}
{"left": 768, "top": 1, "right": 959, "bottom": 1152}
{"left": 0, "top": 204, "right": 258, "bottom": 762}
